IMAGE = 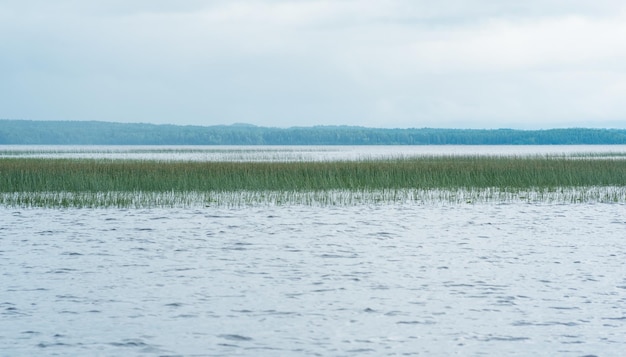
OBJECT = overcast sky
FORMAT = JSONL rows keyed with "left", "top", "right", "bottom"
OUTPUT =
{"left": 1, "top": 0, "right": 626, "bottom": 128}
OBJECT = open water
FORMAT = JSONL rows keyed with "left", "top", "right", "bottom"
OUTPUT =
{"left": 2, "top": 203, "right": 626, "bottom": 356}
{"left": 2, "top": 144, "right": 626, "bottom": 161}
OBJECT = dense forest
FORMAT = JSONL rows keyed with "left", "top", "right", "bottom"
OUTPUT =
{"left": 1, "top": 119, "right": 626, "bottom": 145}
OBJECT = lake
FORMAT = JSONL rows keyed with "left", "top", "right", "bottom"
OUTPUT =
{"left": 2, "top": 204, "right": 626, "bottom": 356}
{"left": 2, "top": 146, "right": 626, "bottom": 356}
{"left": 3, "top": 144, "right": 626, "bottom": 161}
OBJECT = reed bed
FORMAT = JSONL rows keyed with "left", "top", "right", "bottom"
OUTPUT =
{"left": 1, "top": 156, "right": 625, "bottom": 207}
{"left": 2, "top": 187, "right": 625, "bottom": 208}
{"left": 2, "top": 156, "right": 626, "bottom": 192}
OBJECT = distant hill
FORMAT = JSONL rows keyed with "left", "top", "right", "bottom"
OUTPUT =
{"left": 1, "top": 119, "right": 626, "bottom": 145}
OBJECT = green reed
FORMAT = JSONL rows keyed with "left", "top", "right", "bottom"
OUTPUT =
{"left": 3, "top": 187, "right": 626, "bottom": 208}
{"left": 1, "top": 156, "right": 625, "bottom": 193}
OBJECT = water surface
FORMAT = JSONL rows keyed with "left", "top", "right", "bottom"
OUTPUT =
{"left": 2, "top": 145, "right": 626, "bottom": 161}
{"left": 2, "top": 203, "right": 626, "bottom": 356}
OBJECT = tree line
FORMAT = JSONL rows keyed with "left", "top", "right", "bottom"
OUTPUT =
{"left": 1, "top": 119, "right": 626, "bottom": 145}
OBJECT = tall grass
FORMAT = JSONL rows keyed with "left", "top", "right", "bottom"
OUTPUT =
{"left": 1, "top": 156, "right": 625, "bottom": 207}
{"left": 1, "top": 156, "right": 625, "bottom": 192}
{"left": 2, "top": 187, "right": 625, "bottom": 208}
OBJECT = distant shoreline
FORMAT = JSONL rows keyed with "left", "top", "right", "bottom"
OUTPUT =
{"left": 1, "top": 119, "right": 626, "bottom": 145}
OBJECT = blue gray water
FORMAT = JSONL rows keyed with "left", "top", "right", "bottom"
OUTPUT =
{"left": 2, "top": 204, "right": 626, "bottom": 356}
{"left": 3, "top": 144, "right": 626, "bottom": 162}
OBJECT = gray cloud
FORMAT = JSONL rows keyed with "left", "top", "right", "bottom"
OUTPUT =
{"left": 1, "top": 0, "right": 626, "bottom": 128}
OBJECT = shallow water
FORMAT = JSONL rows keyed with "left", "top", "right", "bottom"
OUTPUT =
{"left": 2, "top": 203, "right": 626, "bottom": 356}
{"left": 2, "top": 145, "right": 626, "bottom": 161}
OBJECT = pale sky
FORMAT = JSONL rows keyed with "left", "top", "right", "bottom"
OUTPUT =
{"left": 2, "top": 0, "right": 626, "bottom": 128}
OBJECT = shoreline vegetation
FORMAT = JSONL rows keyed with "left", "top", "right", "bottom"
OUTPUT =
{"left": 2, "top": 119, "right": 626, "bottom": 145}
{"left": 2, "top": 155, "right": 626, "bottom": 207}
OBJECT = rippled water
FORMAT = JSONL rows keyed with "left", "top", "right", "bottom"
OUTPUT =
{"left": 2, "top": 203, "right": 626, "bottom": 356}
